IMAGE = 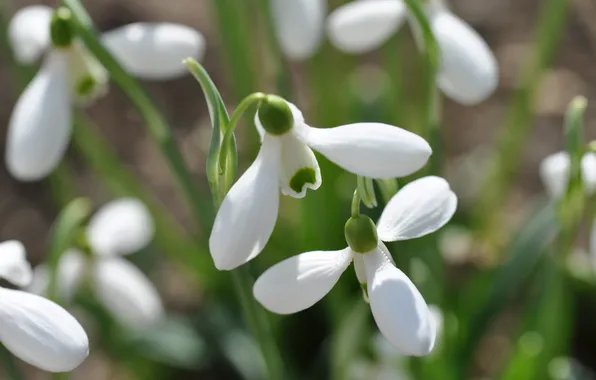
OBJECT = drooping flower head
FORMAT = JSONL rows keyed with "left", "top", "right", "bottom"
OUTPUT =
{"left": 209, "top": 96, "right": 432, "bottom": 270}
{"left": 253, "top": 176, "right": 457, "bottom": 355}
{"left": 270, "top": 0, "right": 327, "bottom": 60}
{"left": 6, "top": 5, "right": 206, "bottom": 181}
{"left": 327, "top": 0, "right": 498, "bottom": 105}
{"left": 29, "top": 198, "right": 163, "bottom": 329}
{"left": 539, "top": 151, "right": 596, "bottom": 199}
{"left": 0, "top": 240, "right": 89, "bottom": 372}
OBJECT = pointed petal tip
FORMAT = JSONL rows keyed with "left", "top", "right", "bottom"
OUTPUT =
{"left": 0, "top": 289, "right": 89, "bottom": 372}
{"left": 102, "top": 22, "right": 206, "bottom": 79}
{"left": 305, "top": 123, "right": 432, "bottom": 179}
{"left": 364, "top": 249, "right": 436, "bottom": 356}
{"left": 253, "top": 248, "right": 353, "bottom": 314}
{"left": 327, "top": 0, "right": 407, "bottom": 54}
{"left": 377, "top": 176, "right": 457, "bottom": 242}
{"left": 209, "top": 137, "right": 282, "bottom": 270}
{"left": 87, "top": 197, "right": 154, "bottom": 256}
{"left": 6, "top": 52, "right": 72, "bottom": 182}
{"left": 8, "top": 5, "right": 52, "bottom": 64}
{"left": 431, "top": 10, "right": 498, "bottom": 105}
{"left": 0, "top": 240, "right": 32, "bottom": 287}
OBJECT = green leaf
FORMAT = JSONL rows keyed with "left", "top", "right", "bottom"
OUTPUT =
{"left": 184, "top": 58, "right": 236, "bottom": 203}
{"left": 47, "top": 198, "right": 93, "bottom": 301}
{"left": 329, "top": 299, "right": 370, "bottom": 380}
{"left": 125, "top": 317, "right": 208, "bottom": 370}
{"left": 499, "top": 261, "right": 572, "bottom": 380}
{"left": 457, "top": 201, "right": 558, "bottom": 373}
{"left": 564, "top": 96, "right": 587, "bottom": 185}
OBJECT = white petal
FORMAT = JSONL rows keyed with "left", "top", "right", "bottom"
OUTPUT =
{"left": 101, "top": 23, "right": 206, "bottom": 79}
{"left": 539, "top": 151, "right": 569, "bottom": 199}
{"left": 6, "top": 51, "right": 72, "bottom": 181}
{"left": 353, "top": 254, "right": 367, "bottom": 284}
{"left": 277, "top": 131, "right": 322, "bottom": 198}
{"left": 327, "top": 0, "right": 406, "bottom": 54}
{"left": 86, "top": 198, "right": 154, "bottom": 256}
{"left": 92, "top": 257, "right": 164, "bottom": 329}
{"left": 303, "top": 123, "right": 431, "bottom": 178}
{"left": 428, "top": 304, "right": 444, "bottom": 339}
{"left": 27, "top": 250, "right": 87, "bottom": 303}
{"left": 8, "top": 6, "right": 52, "bottom": 64}
{"left": 429, "top": 6, "right": 498, "bottom": 105}
{"left": 581, "top": 153, "right": 596, "bottom": 196}
{"left": 376, "top": 176, "right": 457, "bottom": 242}
{"left": 0, "top": 240, "right": 31, "bottom": 287}
{"left": 0, "top": 288, "right": 88, "bottom": 372}
{"left": 209, "top": 136, "right": 282, "bottom": 270}
{"left": 271, "top": 0, "right": 326, "bottom": 60}
{"left": 364, "top": 249, "right": 435, "bottom": 356}
{"left": 253, "top": 248, "right": 353, "bottom": 314}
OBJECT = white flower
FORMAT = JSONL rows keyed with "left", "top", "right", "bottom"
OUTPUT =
{"left": 253, "top": 176, "right": 457, "bottom": 355}
{"left": 6, "top": 6, "right": 206, "bottom": 181}
{"left": 29, "top": 198, "right": 164, "bottom": 329}
{"left": 0, "top": 241, "right": 88, "bottom": 372}
{"left": 327, "top": 0, "right": 498, "bottom": 105}
{"left": 539, "top": 151, "right": 596, "bottom": 199}
{"left": 209, "top": 97, "right": 432, "bottom": 270}
{"left": 270, "top": 0, "right": 326, "bottom": 60}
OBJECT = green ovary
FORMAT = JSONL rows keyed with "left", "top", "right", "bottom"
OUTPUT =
{"left": 289, "top": 168, "right": 317, "bottom": 193}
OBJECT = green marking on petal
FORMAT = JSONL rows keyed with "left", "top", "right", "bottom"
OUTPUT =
{"left": 289, "top": 167, "right": 317, "bottom": 194}
{"left": 76, "top": 75, "right": 97, "bottom": 97}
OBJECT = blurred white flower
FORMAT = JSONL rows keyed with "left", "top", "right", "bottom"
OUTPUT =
{"left": 209, "top": 96, "right": 432, "bottom": 270}
{"left": 539, "top": 151, "right": 596, "bottom": 199}
{"left": 270, "top": 0, "right": 327, "bottom": 60}
{"left": 253, "top": 176, "right": 457, "bottom": 355}
{"left": 0, "top": 240, "right": 88, "bottom": 372}
{"left": 29, "top": 198, "right": 164, "bottom": 329}
{"left": 327, "top": 0, "right": 498, "bottom": 105}
{"left": 6, "top": 6, "right": 206, "bottom": 181}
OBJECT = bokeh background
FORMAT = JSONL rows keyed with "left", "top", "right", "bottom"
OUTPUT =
{"left": 2, "top": 0, "right": 596, "bottom": 379}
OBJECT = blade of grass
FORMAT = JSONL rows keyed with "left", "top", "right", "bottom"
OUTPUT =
{"left": 474, "top": 0, "right": 570, "bottom": 248}
{"left": 61, "top": 0, "right": 208, "bottom": 234}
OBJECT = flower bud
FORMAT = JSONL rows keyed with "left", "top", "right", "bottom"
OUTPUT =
{"left": 344, "top": 215, "right": 378, "bottom": 254}
{"left": 50, "top": 8, "right": 74, "bottom": 48}
{"left": 258, "top": 95, "right": 294, "bottom": 135}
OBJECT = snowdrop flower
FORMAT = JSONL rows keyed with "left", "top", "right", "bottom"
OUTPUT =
{"left": 539, "top": 152, "right": 596, "bottom": 199}
{"left": 327, "top": 0, "right": 498, "bottom": 105}
{"left": 0, "top": 240, "right": 88, "bottom": 372}
{"left": 209, "top": 96, "right": 432, "bottom": 270}
{"left": 254, "top": 176, "right": 457, "bottom": 355}
{"left": 6, "top": 6, "right": 205, "bottom": 181}
{"left": 270, "top": 0, "right": 326, "bottom": 60}
{"left": 29, "top": 198, "right": 164, "bottom": 329}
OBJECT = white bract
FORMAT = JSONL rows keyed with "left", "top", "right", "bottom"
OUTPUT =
{"left": 209, "top": 97, "right": 432, "bottom": 270}
{"left": 539, "top": 152, "right": 596, "bottom": 199}
{"left": 253, "top": 176, "right": 457, "bottom": 355}
{"left": 327, "top": 0, "right": 498, "bottom": 105}
{"left": 0, "top": 241, "right": 89, "bottom": 372}
{"left": 270, "top": 0, "right": 327, "bottom": 60}
{"left": 6, "top": 6, "right": 206, "bottom": 181}
{"left": 28, "top": 198, "right": 164, "bottom": 329}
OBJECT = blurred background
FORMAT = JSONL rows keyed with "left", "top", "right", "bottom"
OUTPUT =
{"left": 2, "top": 0, "right": 596, "bottom": 379}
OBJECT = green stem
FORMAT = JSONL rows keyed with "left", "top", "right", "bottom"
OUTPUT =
{"left": 71, "top": 113, "right": 219, "bottom": 289}
{"left": 219, "top": 92, "right": 266, "bottom": 171}
{"left": 351, "top": 189, "right": 361, "bottom": 218}
{"left": 474, "top": 0, "right": 569, "bottom": 246}
{"left": 62, "top": 0, "right": 207, "bottom": 233}
{"left": 230, "top": 269, "right": 285, "bottom": 380}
